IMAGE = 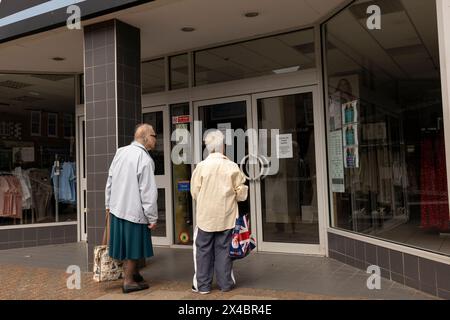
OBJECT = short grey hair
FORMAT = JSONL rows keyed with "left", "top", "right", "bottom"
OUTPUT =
{"left": 204, "top": 130, "right": 224, "bottom": 153}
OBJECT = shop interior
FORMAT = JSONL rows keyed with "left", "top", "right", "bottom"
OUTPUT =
{"left": 0, "top": 73, "right": 77, "bottom": 226}
{"left": 325, "top": 0, "right": 450, "bottom": 255}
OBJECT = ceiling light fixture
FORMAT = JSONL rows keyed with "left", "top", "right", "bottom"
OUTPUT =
{"left": 272, "top": 66, "right": 300, "bottom": 74}
{"left": 244, "top": 12, "right": 259, "bottom": 18}
{"left": 181, "top": 27, "right": 195, "bottom": 32}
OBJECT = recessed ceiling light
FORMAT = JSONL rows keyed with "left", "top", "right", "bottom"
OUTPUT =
{"left": 244, "top": 12, "right": 259, "bottom": 18}
{"left": 272, "top": 66, "right": 300, "bottom": 74}
{"left": 52, "top": 57, "right": 66, "bottom": 61}
{"left": 181, "top": 27, "right": 195, "bottom": 32}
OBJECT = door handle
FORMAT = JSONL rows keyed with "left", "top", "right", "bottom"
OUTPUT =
{"left": 239, "top": 153, "right": 268, "bottom": 181}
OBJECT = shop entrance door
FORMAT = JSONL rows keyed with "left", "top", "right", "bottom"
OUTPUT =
{"left": 251, "top": 87, "right": 327, "bottom": 255}
{"left": 143, "top": 106, "right": 173, "bottom": 245}
{"left": 193, "top": 96, "right": 256, "bottom": 229}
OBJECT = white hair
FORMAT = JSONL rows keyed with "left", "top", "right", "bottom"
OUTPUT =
{"left": 204, "top": 130, "right": 224, "bottom": 153}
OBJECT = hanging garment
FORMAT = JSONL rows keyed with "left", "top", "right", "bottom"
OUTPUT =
{"left": 51, "top": 162, "right": 76, "bottom": 204}
{"left": 28, "top": 169, "right": 53, "bottom": 222}
{"left": 12, "top": 167, "right": 32, "bottom": 210}
{"left": 0, "top": 176, "right": 10, "bottom": 216}
{"left": 420, "top": 133, "right": 449, "bottom": 231}
{"left": 0, "top": 176, "right": 23, "bottom": 219}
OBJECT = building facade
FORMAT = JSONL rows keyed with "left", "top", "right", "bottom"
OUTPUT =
{"left": 0, "top": 0, "right": 449, "bottom": 298}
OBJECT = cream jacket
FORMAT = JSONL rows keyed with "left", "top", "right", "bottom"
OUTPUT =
{"left": 191, "top": 152, "right": 248, "bottom": 232}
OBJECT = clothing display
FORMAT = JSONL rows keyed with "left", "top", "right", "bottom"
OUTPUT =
{"left": 420, "top": 132, "right": 449, "bottom": 231}
{"left": 12, "top": 167, "right": 32, "bottom": 210}
{"left": 28, "top": 169, "right": 53, "bottom": 222}
{"left": 0, "top": 175, "right": 23, "bottom": 219}
{"left": 51, "top": 161, "right": 76, "bottom": 204}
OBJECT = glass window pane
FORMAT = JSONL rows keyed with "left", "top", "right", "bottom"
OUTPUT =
{"left": 0, "top": 73, "right": 77, "bottom": 226}
{"left": 151, "top": 189, "right": 166, "bottom": 237}
{"left": 195, "top": 28, "right": 315, "bottom": 86}
{"left": 170, "top": 54, "right": 189, "bottom": 90}
{"left": 324, "top": 0, "right": 449, "bottom": 256}
{"left": 143, "top": 111, "right": 165, "bottom": 175}
{"left": 142, "top": 58, "right": 165, "bottom": 94}
{"left": 258, "top": 93, "right": 319, "bottom": 244}
{"left": 171, "top": 103, "right": 193, "bottom": 245}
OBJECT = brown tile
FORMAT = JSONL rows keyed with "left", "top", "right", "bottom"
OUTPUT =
{"left": 93, "top": 46, "right": 107, "bottom": 66}
{"left": 9, "top": 229, "right": 23, "bottom": 242}
{"left": 93, "top": 83, "right": 106, "bottom": 101}
{"left": 419, "top": 257, "right": 437, "bottom": 286}
{"left": 365, "top": 243, "right": 377, "bottom": 266}
{"left": 94, "top": 155, "right": 108, "bottom": 173}
{"left": 344, "top": 237, "right": 355, "bottom": 258}
{"left": 389, "top": 250, "right": 403, "bottom": 275}
{"left": 355, "top": 241, "right": 365, "bottom": 262}
{"left": 403, "top": 254, "right": 419, "bottom": 281}
{"left": 51, "top": 227, "right": 65, "bottom": 239}
{"left": 0, "top": 230, "right": 8, "bottom": 242}
{"left": 95, "top": 137, "right": 108, "bottom": 155}
{"left": 93, "top": 101, "right": 107, "bottom": 119}
{"left": 93, "top": 65, "right": 107, "bottom": 84}
{"left": 376, "top": 246, "right": 390, "bottom": 270}
{"left": 420, "top": 282, "right": 437, "bottom": 297}
{"left": 435, "top": 262, "right": 450, "bottom": 291}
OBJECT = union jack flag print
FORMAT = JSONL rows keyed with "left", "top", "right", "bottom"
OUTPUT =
{"left": 229, "top": 214, "right": 256, "bottom": 259}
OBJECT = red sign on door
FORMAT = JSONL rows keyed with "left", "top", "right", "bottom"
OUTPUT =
{"left": 172, "top": 115, "right": 191, "bottom": 124}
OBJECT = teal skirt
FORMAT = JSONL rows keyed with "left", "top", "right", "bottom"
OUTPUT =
{"left": 109, "top": 213, "right": 154, "bottom": 261}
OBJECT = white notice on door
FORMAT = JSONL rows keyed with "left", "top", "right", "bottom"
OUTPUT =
{"left": 276, "top": 134, "right": 293, "bottom": 159}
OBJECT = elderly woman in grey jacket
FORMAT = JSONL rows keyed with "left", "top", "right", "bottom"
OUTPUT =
{"left": 105, "top": 124, "right": 158, "bottom": 293}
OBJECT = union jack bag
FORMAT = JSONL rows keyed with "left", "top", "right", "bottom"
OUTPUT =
{"left": 229, "top": 214, "right": 256, "bottom": 259}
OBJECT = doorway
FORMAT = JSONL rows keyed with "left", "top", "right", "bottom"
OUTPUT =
{"left": 192, "top": 87, "right": 327, "bottom": 255}
{"left": 143, "top": 105, "right": 173, "bottom": 246}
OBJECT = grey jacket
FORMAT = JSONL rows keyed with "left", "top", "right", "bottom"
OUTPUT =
{"left": 105, "top": 141, "right": 158, "bottom": 224}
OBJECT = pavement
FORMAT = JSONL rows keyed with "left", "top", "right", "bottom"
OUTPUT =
{"left": 0, "top": 242, "right": 439, "bottom": 300}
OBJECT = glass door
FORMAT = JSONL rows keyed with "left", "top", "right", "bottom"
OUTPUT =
{"left": 143, "top": 106, "right": 173, "bottom": 245}
{"left": 193, "top": 96, "right": 256, "bottom": 229}
{"left": 251, "top": 87, "right": 327, "bottom": 254}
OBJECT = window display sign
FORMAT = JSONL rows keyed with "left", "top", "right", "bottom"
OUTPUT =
{"left": 276, "top": 134, "right": 293, "bottom": 159}
{"left": 329, "top": 92, "right": 342, "bottom": 131}
{"left": 344, "top": 146, "right": 359, "bottom": 168}
{"left": 342, "top": 100, "right": 358, "bottom": 125}
{"left": 177, "top": 180, "right": 190, "bottom": 192}
{"left": 343, "top": 124, "right": 358, "bottom": 147}
{"left": 329, "top": 130, "right": 345, "bottom": 193}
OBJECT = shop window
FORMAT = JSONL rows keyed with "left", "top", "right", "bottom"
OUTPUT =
{"left": 169, "top": 54, "right": 189, "bottom": 90}
{"left": 142, "top": 58, "right": 166, "bottom": 94}
{"left": 194, "top": 28, "right": 315, "bottom": 86}
{"left": 324, "top": 0, "right": 449, "bottom": 255}
{"left": 0, "top": 73, "right": 77, "bottom": 226}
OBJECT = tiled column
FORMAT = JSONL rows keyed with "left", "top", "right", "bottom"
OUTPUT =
{"left": 84, "top": 20, "right": 142, "bottom": 268}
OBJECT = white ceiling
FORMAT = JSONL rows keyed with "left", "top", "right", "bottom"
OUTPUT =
{"left": 0, "top": 0, "right": 346, "bottom": 73}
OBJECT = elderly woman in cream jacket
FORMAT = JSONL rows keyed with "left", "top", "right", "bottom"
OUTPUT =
{"left": 190, "top": 130, "right": 248, "bottom": 294}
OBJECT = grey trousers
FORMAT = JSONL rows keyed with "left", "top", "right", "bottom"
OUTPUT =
{"left": 192, "top": 227, "right": 235, "bottom": 292}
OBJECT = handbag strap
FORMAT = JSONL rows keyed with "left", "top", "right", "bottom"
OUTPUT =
{"left": 102, "top": 212, "right": 111, "bottom": 246}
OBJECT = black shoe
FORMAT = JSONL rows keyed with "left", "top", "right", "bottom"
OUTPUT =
{"left": 133, "top": 273, "right": 145, "bottom": 283}
{"left": 122, "top": 282, "right": 149, "bottom": 294}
